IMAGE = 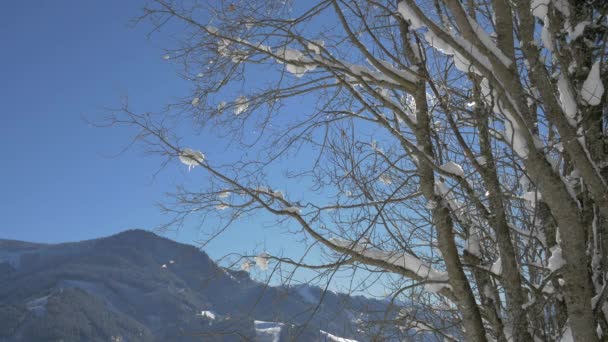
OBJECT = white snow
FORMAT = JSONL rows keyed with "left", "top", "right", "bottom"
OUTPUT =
{"left": 522, "top": 191, "right": 541, "bottom": 206}
{"left": 464, "top": 231, "right": 481, "bottom": 258}
{"left": 567, "top": 61, "right": 578, "bottom": 74}
{"left": 453, "top": 53, "right": 474, "bottom": 74}
{"left": 199, "top": 310, "right": 217, "bottom": 320}
{"left": 480, "top": 77, "right": 492, "bottom": 99}
{"left": 205, "top": 25, "right": 219, "bottom": 34}
{"left": 218, "top": 191, "right": 231, "bottom": 199}
{"left": 569, "top": 21, "right": 590, "bottom": 41}
{"left": 466, "top": 15, "right": 512, "bottom": 67}
{"left": 434, "top": 181, "right": 469, "bottom": 224}
{"left": 379, "top": 87, "right": 390, "bottom": 99}
{"left": 234, "top": 96, "right": 249, "bottom": 115}
{"left": 320, "top": 330, "right": 358, "bottom": 342}
{"left": 490, "top": 257, "right": 502, "bottom": 275}
{"left": 215, "top": 204, "right": 229, "bottom": 210}
{"left": 254, "top": 320, "right": 283, "bottom": 342}
{"left": 439, "top": 161, "right": 465, "bottom": 177}
{"left": 274, "top": 47, "right": 316, "bottom": 77}
{"left": 256, "top": 186, "right": 270, "bottom": 193}
{"left": 409, "top": 38, "right": 422, "bottom": 61}
{"left": 541, "top": 21, "right": 554, "bottom": 52}
{"left": 217, "top": 39, "right": 231, "bottom": 57}
{"left": 371, "top": 140, "right": 382, "bottom": 153}
{"left": 397, "top": 1, "right": 424, "bottom": 30}
{"left": 179, "top": 148, "right": 205, "bottom": 170}
{"left": 272, "top": 190, "right": 284, "bottom": 199}
{"left": 560, "top": 324, "right": 574, "bottom": 342}
{"left": 330, "top": 238, "right": 449, "bottom": 286}
{"left": 475, "top": 156, "right": 487, "bottom": 166}
{"left": 284, "top": 206, "right": 301, "bottom": 214}
{"left": 422, "top": 31, "right": 451, "bottom": 56}
{"left": 537, "top": 282, "right": 555, "bottom": 295}
{"left": 241, "top": 260, "right": 253, "bottom": 272}
{"left": 531, "top": 0, "right": 549, "bottom": 19}
{"left": 255, "top": 253, "right": 270, "bottom": 270}
{"left": 422, "top": 30, "right": 488, "bottom": 75}
{"left": 503, "top": 116, "right": 529, "bottom": 158}
{"left": 217, "top": 101, "right": 227, "bottom": 111}
{"left": 191, "top": 97, "right": 200, "bottom": 106}
{"left": 557, "top": 74, "right": 578, "bottom": 123}
{"left": 342, "top": 61, "right": 417, "bottom": 86}
{"left": 548, "top": 246, "right": 566, "bottom": 271}
{"left": 410, "top": 321, "right": 456, "bottom": 340}
{"left": 424, "top": 282, "right": 452, "bottom": 294}
{"left": 400, "top": 93, "right": 418, "bottom": 123}
{"left": 553, "top": 0, "right": 571, "bottom": 18}
{"left": 307, "top": 40, "right": 324, "bottom": 55}
{"left": 379, "top": 173, "right": 393, "bottom": 185}
{"left": 162, "top": 54, "right": 171, "bottom": 60}
{"left": 581, "top": 61, "right": 604, "bottom": 106}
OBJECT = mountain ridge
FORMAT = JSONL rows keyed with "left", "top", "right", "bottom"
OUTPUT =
{"left": 0, "top": 229, "right": 406, "bottom": 341}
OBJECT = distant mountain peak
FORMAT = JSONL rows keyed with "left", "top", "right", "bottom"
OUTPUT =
{"left": 104, "top": 228, "right": 168, "bottom": 242}
{"left": 0, "top": 230, "right": 410, "bottom": 341}
{"left": 113, "top": 228, "right": 158, "bottom": 237}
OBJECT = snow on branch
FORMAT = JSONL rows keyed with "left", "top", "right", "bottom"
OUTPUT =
{"left": 255, "top": 252, "right": 270, "bottom": 270}
{"left": 439, "top": 161, "right": 465, "bottom": 178}
{"left": 398, "top": 0, "right": 511, "bottom": 77}
{"left": 179, "top": 148, "right": 205, "bottom": 170}
{"left": 581, "top": 61, "right": 604, "bottom": 106}
{"left": 329, "top": 238, "right": 449, "bottom": 288}
{"left": 464, "top": 15, "right": 512, "bottom": 67}
{"left": 557, "top": 74, "right": 578, "bottom": 125}
{"left": 397, "top": 2, "right": 424, "bottom": 30}
{"left": 274, "top": 47, "right": 317, "bottom": 77}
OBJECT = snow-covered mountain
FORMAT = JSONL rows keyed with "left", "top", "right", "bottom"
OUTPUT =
{"left": 0, "top": 230, "right": 406, "bottom": 341}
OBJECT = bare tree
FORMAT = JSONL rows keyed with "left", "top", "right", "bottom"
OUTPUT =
{"left": 110, "top": 0, "right": 607, "bottom": 340}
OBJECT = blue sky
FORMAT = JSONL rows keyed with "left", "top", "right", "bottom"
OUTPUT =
{"left": 0, "top": 1, "right": 271, "bottom": 255}
{"left": 0, "top": 0, "right": 327, "bottom": 270}
{"left": 0, "top": 1, "right": 391, "bottom": 296}
{"left": 1, "top": 1, "right": 175, "bottom": 241}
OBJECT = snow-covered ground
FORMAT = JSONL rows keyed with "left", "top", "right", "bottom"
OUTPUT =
{"left": 254, "top": 320, "right": 284, "bottom": 342}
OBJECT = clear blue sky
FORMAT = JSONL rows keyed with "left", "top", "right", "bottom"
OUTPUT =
{"left": 1, "top": 1, "right": 178, "bottom": 241}
{"left": 0, "top": 1, "right": 388, "bottom": 296}
{"left": 0, "top": 1, "right": 287, "bottom": 258}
